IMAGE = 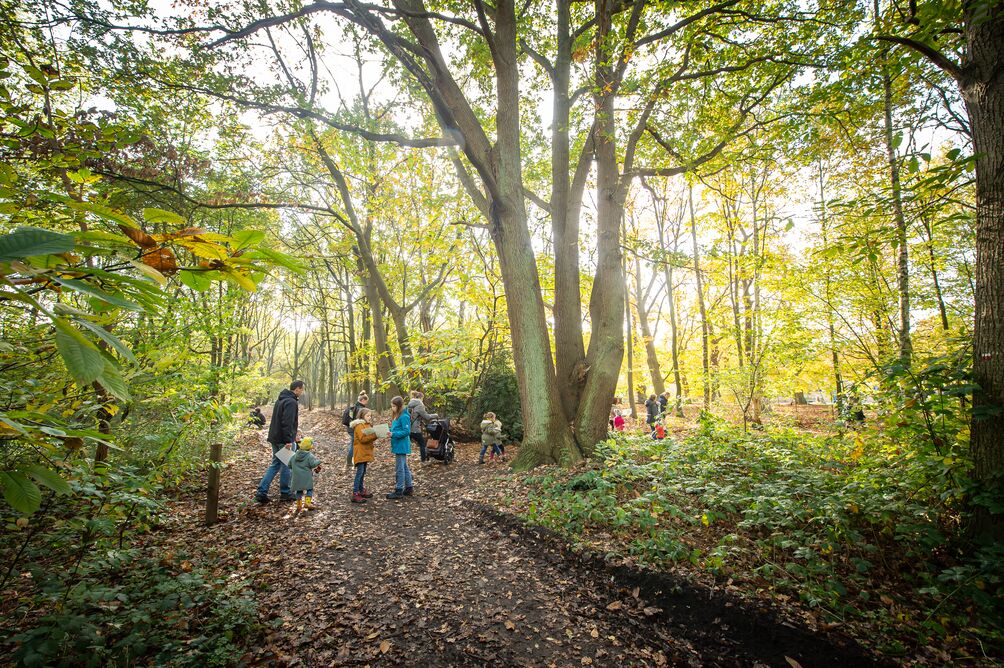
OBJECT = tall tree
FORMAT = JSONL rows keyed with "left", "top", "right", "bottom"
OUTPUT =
{"left": 874, "top": 0, "right": 1004, "bottom": 539}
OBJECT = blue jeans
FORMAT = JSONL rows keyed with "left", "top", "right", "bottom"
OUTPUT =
{"left": 353, "top": 462, "right": 367, "bottom": 494}
{"left": 346, "top": 427, "right": 354, "bottom": 467}
{"left": 394, "top": 454, "right": 413, "bottom": 491}
{"left": 479, "top": 443, "right": 501, "bottom": 462}
{"left": 256, "top": 443, "right": 291, "bottom": 497}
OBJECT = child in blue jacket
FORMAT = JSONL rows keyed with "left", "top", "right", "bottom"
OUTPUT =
{"left": 387, "top": 395, "right": 413, "bottom": 500}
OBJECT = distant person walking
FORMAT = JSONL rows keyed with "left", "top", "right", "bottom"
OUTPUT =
{"left": 255, "top": 381, "right": 305, "bottom": 503}
{"left": 645, "top": 394, "right": 659, "bottom": 429}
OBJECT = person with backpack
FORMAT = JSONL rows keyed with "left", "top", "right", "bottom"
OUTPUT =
{"left": 342, "top": 392, "right": 369, "bottom": 470}
{"left": 406, "top": 390, "right": 437, "bottom": 463}
{"left": 254, "top": 381, "right": 305, "bottom": 503}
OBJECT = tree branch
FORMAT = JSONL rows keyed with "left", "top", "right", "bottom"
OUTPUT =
{"left": 154, "top": 80, "right": 456, "bottom": 148}
{"left": 520, "top": 38, "right": 556, "bottom": 80}
{"left": 92, "top": 169, "right": 338, "bottom": 217}
{"left": 205, "top": 2, "right": 349, "bottom": 49}
{"left": 523, "top": 187, "right": 552, "bottom": 213}
{"left": 873, "top": 35, "right": 962, "bottom": 81}
{"left": 635, "top": 0, "right": 741, "bottom": 47}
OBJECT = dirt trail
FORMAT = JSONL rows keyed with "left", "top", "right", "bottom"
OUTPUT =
{"left": 167, "top": 410, "right": 886, "bottom": 667}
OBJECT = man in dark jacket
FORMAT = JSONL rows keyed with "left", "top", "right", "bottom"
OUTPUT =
{"left": 255, "top": 380, "right": 305, "bottom": 503}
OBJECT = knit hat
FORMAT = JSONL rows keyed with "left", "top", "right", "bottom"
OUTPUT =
{"left": 299, "top": 436, "right": 314, "bottom": 451}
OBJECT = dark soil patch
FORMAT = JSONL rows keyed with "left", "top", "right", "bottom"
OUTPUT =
{"left": 467, "top": 502, "right": 892, "bottom": 668}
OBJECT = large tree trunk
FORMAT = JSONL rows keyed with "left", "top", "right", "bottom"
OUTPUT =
{"left": 493, "top": 0, "right": 581, "bottom": 468}
{"left": 573, "top": 0, "right": 626, "bottom": 452}
{"left": 962, "top": 0, "right": 1004, "bottom": 541}
{"left": 550, "top": 0, "right": 588, "bottom": 421}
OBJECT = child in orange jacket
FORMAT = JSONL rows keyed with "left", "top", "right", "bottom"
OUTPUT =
{"left": 350, "top": 408, "right": 378, "bottom": 504}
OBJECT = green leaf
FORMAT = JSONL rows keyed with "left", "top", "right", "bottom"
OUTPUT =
{"left": 232, "top": 229, "right": 265, "bottom": 250}
{"left": 75, "top": 320, "right": 137, "bottom": 365}
{"left": 0, "top": 472, "right": 42, "bottom": 514}
{"left": 178, "top": 269, "right": 212, "bottom": 292}
{"left": 25, "top": 465, "right": 72, "bottom": 496}
{"left": 0, "top": 415, "right": 28, "bottom": 436}
{"left": 97, "top": 362, "right": 130, "bottom": 401}
{"left": 64, "top": 200, "right": 139, "bottom": 229}
{"left": 0, "top": 227, "right": 75, "bottom": 262}
{"left": 245, "top": 248, "right": 306, "bottom": 274}
{"left": 143, "top": 207, "right": 185, "bottom": 226}
{"left": 53, "top": 318, "right": 106, "bottom": 384}
{"left": 49, "top": 276, "right": 143, "bottom": 311}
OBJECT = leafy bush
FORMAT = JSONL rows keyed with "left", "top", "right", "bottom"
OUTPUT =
{"left": 518, "top": 421, "right": 1003, "bottom": 657}
{"left": 469, "top": 355, "right": 523, "bottom": 443}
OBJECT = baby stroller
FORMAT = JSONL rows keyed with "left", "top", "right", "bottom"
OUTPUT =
{"left": 425, "top": 418, "right": 456, "bottom": 465}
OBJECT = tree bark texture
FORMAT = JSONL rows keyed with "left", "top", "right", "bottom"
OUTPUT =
{"left": 962, "top": 0, "right": 1004, "bottom": 541}
{"left": 550, "top": 0, "right": 588, "bottom": 421}
{"left": 573, "top": 0, "right": 626, "bottom": 453}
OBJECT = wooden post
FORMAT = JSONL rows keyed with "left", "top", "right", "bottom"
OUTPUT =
{"left": 206, "top": 443, "right": 223, "bottom": 527}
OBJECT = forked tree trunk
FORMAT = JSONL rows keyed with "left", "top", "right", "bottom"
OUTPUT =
{"left": 492, "top": 0, "right": 581, "bottom": 468}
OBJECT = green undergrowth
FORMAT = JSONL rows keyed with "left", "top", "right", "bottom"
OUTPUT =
{"left": 517, "top": 417, "right": 1003, "bottom": 661}
{"left": 1, "top": 428, "right": 260, "bottom": 667}
{"left": 7, "top": 550, "right": 256, "bottom": 668}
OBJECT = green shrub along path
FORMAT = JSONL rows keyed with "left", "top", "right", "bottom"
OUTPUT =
{"left": 131, "top": 409, "right": 888, "bottom": 667}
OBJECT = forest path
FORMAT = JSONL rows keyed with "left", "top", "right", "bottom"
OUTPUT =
{"left": 169, "top": 410, "right": 884, "bottom": 667}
